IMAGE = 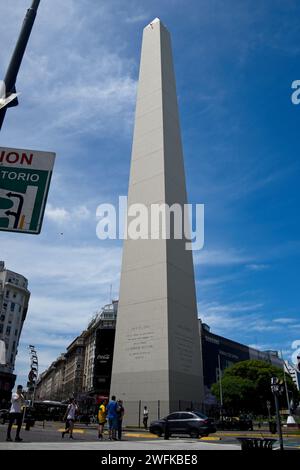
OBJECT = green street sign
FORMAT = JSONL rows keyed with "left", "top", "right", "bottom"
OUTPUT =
{"left": 0, "top": 146, "right": 56, "bottom": 234}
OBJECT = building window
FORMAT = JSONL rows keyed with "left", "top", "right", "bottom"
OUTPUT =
{"left": 5, "top": 290, "right": 10, "bottom": 298}
{"left": 0, "top": 314, "right": 5, "bottom": 322}
{"left": 10, "top": 303, "right": 15, "bottom": 312}
{"left": 6, "top": 326, "right": 11, "bottom": 336}
{"left": 15, "top": 329, "right": 18, "bottom": 336}
{"left": 0, "top": 324, "right": 3, "bottom": 334}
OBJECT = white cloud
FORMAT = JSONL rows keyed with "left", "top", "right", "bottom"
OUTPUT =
{"left": 45, "top": 204, "right": 71, "bottom": 224}
{"left": 1, "top": 239, "right": 122, "bottom": 292}
{"left": 125, "top": 14, "right": 149, "bottom": 24}
{"left": 273, "top": 318, "right": 297, "bottom": 324}
{"left": 0, "top": 0, "right": 137, "bottom": 144}
{"left": 45, "top": 204, "right": 91, "bottom": 225}
{"left": 198, "top": 300, "right": 282, "bottom": 337}
{"left": 194, "top": 248, "right": 253, "bottom": 266}
{"left": 73, "top": 205, "right": 91, "bottom": 220}
{"left": 246, "top": 264, "right": 270, "bottom": 271}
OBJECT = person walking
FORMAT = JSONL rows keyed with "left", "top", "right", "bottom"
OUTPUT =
{"left": 106, "top": 395, "right": 118, "bottom": 440}
{"left": 117, "top": 400, "right": 125, "bottom": 440}
{"left": 97, "top": 399, "right": 107, "bottom": 440}
{"left": 143, "top": 405, "right": 149, "bottom": 429}
{"left": 6, "top": 385, "right": 25, "bottom": 442}
{"left": 62, "top": 397, "right": 78, "bottom": 439}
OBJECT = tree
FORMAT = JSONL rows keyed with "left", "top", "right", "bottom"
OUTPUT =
{"left": 211, "top": 359, "right": 300, "bottom": 416}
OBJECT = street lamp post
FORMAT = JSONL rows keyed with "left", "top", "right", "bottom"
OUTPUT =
{"left": 218, "top": 354, "right": 223, "bottom": 421}
{"left": 0, "top": 0, "right": 41, "bottom": 131}
{"left": 28, "top": 345, "right": 39, "bottom": 407}
{"left": 271, "top": 377, "right": 284, "bottom": 452}
{"left": 266, "top": 400, "right": 271, "bottom": 421}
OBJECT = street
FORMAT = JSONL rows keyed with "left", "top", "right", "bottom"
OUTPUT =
{"left": 0, "top": 422, "right": 299, "bottom": 450}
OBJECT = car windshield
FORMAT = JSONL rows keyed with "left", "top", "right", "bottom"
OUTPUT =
{"left": 193, "top": 411, "right": 208, "bottom": 419}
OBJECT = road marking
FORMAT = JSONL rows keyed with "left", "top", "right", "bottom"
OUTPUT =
{"left": 58, "top": 428, "right": 85, "bottom": 434}
{"left": 124, "top": 433, "right": 159, "bottom": 439}
{"left": 215, "top": 433, "right": 300, "bottom": 439}
{"left": 200, "top": 436, "right": 221, "bottom": 441}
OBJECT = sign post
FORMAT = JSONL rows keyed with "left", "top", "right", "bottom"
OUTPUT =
{"left": 0, "top": 0, "right": 41, "bottom": 131}
{"left": 0, "top": 146, "right": 55, "bottom": 234}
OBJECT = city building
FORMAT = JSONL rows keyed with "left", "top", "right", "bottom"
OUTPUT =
{"left": 285, "top": 359, "right": 300, "bottom": 392}
{"left": 63, "top": 334, "right": 85, "bottom": 399}
{"left": 0, "top": 261, "right": 30, "bottom": 403}
{"left": 35, "top": 354, "right": 66, "bottom": 402}
{"left": 36, "top": 299, "right": 288, "bottom": 416}
{"left": 35, "top": 301, "right": 117, "bottom": 405}
{"left": 83, "top": 301, "right": 117, "bottom": 398}
{"left": 200, "top": 321, "right": 284, "bottom": 405}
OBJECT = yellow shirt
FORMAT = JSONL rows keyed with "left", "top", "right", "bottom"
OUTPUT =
{"left": 98, "top": 404, "right": 106, "bottom": 423}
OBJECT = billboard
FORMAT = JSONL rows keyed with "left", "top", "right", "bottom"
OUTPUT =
{"left": 93, "top": 328, "right": 115, "bottom": 395}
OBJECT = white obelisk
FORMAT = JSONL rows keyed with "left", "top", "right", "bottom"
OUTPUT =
{"left": 110, "top": 18, "right": 204, "bottom": 424}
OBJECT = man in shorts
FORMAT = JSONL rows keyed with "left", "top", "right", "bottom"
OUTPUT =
{"left": 106, "top": 395, "right": 119, "bottom": 440}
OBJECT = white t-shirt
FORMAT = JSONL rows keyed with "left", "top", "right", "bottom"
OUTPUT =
{"left": 10, "top": 392, "right": 24, "bottom": 413}
{"left": 67, "top": 403, "right": 77, "bottom": 420}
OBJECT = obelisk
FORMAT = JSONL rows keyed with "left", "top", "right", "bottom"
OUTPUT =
{"left": 110, "top": 18, "right": 204, "bottom": 423}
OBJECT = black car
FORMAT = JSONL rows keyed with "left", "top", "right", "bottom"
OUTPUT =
{"left": 149, "top": 411, "right": 216, "bottom": 438}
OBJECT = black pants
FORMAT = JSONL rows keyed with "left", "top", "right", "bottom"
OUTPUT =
{"left": 143, "top": 417, "right": 148, "bottom": 429}
{"left": 118, "top": 420, "right": 123, "bottom": 440}
{"left": 7, "top": 412, "right": 22, "bottom": 438}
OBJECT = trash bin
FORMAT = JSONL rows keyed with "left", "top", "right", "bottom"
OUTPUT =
{"left": 269, "top": 421, "right": 277, "bottom": 434}
{"left": 237, "top": 437, "right": 277, "bottom": 450}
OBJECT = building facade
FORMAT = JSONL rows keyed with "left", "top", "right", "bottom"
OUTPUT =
{"left": 200, "top": 321, "right": 284, "bottom": 405}
{"left": 83, "top": 301, "right": 117, "bottom": 397}
{"left": 0, "top": 261, "right": 30, "bottom": 403}
{"left": 36, "top": 301, "right": 289, "bottom": 415}
{"left": 35, "top": 354, "right": 66, "bottom": 402}
{"left": 63, "top": 335, "right": 85, "bottom": 399}
{"left": 285, "top": 359, "right": 300, "bottom": 392}
{"left": 36, "top": 301, "right": 117, "bottom": 404}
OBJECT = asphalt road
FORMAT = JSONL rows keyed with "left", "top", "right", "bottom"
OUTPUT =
{"left": 0, "top": 422, "right": 299, "bottom": 450}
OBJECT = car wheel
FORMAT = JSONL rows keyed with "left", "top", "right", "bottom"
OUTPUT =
{"left": 151, "top": 427, "right": 162, "bottom": 437}
{"left": 190, "top": 429, "right": 200, "bottom": 438}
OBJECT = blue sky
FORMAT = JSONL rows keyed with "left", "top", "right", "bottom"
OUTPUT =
{"left": 0, "top": 0, "right": 299, "bottom": 385}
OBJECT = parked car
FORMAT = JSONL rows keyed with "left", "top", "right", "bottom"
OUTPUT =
{"left": 216, "top": 415, "right": 253, "bottom": 431}
{"left": 149, "top": 411, "right": 216, "bottom": 438}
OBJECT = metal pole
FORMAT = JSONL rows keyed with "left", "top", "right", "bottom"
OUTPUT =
{"left": 281, "top": 352, "right": 291, "bottom": 414}
{"left": 218, "top": 354, "right": 223, "bottom": 420}
{"left": 274, "top": 392, "right": 284, "bottom": 451}
{"left": 0, "top": 0, "right": 41, "bottom": 130}
{"left": 138, "top": 400, "right": 141, "bottom": 429}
